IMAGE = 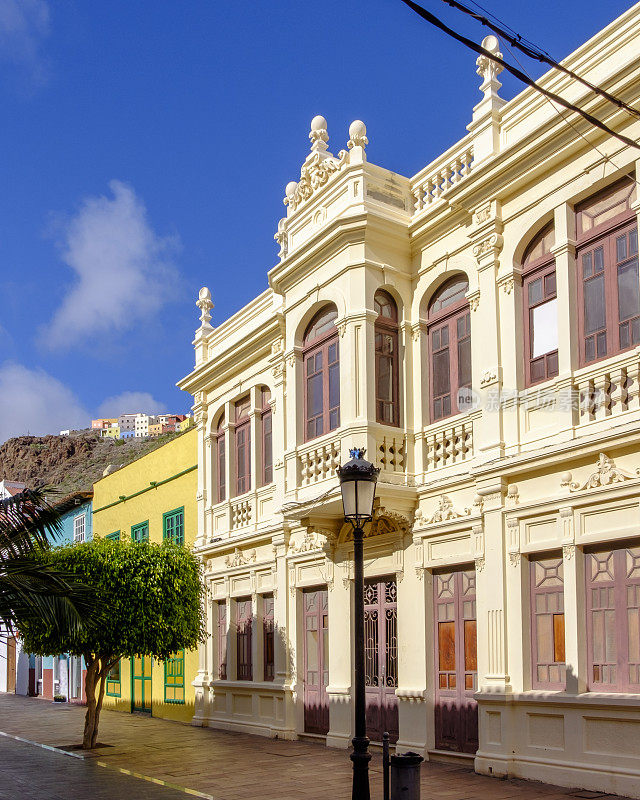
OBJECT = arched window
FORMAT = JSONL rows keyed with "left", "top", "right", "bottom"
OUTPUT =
{"left": 576, "top": 177, "right": 638, "bottom": 364}
{"left": 234, "top": 397, "right": 251, "bottom": 496}
{"left": 260, "top": 388, "right": 272, "bottom": 486}
{"left": 374, "top": 290, "right": 400, "bottom": 426}
{"left": 303, "top": 305, "right": 340, "bottom": 441}
{"left": 522, "top": 222, "right": 558, "bottom": 385}
{"left": 427, "top": 276, "right": 471, "bottom": 421}
{"left": 216, "top": 413, "right": 225, "bottom": 503}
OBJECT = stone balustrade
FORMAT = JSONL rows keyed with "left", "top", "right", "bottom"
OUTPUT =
{"left": 410, "top": 142, "right": 474, "bottom": 215}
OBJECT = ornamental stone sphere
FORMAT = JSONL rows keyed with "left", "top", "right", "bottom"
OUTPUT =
{"left": 311, "top": 115, "right": 327, "bottom": 132}
{"left": 198, "top": 286, "right": 211, "bottom": 302}
{"left": 285, "top": 181, "right": 298, "bottom": 199}
{"left": 349, "top": 120, "right": 366, "bottom": 140}
{"left": 561, "top": 471, "right": 573, "bottom": 486}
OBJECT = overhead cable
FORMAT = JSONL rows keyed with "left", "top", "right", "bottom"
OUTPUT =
{"left": 438, "top": 0, "right": 640, "bottom": 120}
{"left": 398, "top": 0, "right": 640, "bottom": 151}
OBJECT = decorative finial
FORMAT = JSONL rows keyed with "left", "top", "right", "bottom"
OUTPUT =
{"left": 476, "top": 35, "right": 504, "bottom": 101}
{"left": 349, "top": 447, "right": 366, "bottom": 459}
{"left": 309, "top": 115, "right": 329, "bottom": 153}
{"left": 347, "top": 120, "right": 368, "bottom": 150}
{"left": 196, "top": 286, "right": 213, "bottom": 328}
{"left": 285, "top": 181, "right": 298, "bottom": 204}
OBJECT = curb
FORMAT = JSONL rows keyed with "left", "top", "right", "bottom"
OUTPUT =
{"left": 0, "top": 730, "right": 216, "bottom": 800}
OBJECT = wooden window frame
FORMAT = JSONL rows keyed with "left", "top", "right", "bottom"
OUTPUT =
{"left": 586, "top": 543, "right": 640, "bottom": 693}
{"left": 236, "top": 597, "right": 253, "bottom": 681}
{"left": 261, "top": 390, "right": 273, "bottom": 487}
{"left": 234, "top": 400, "right": 251, "bottom": 497}
{"left": 73, "top": 514, "right": 86, "bottom": 543}
{"left": 131, "top": 521, "right": 149, "bottom": 542}
{"left": 374, "top": 290, "right": 400, "bottom": 427}
{"left": 530, "top": 554, "right": 566, "bottom": 690}
{"left": 164, "top": 650, "right": 185, "bottom": 704}
{"left": 216, "top": 429, "right": 226, "bottom": 503}
{"left": 303, "top": 316, "right": 340, "bottom": 442}
{"left": 106, "top": 659, "right": 121, "bottom": 697}
{"left": 263, "top": 594, "right": 275, "bottom": 681}
{"left": 106, "top": 531, "right": 120, "bottom": 541}
{"left": 522, "top": 242, "right": 559, "bottom": 386}
{"left": 576, "top": 181, "right": 639, "bottom": 367}
{"left": 427, "top": 279, "right": 471, "bottom": 422}
{"left": 163, "top": 507, "right": 185, "bottom": 545}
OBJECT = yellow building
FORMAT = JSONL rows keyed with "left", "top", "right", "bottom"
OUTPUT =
{"left": 92, "top": 427, "right": 198, "bottom": 723}
{"left": 103, "top": 425, "right": 120, "bottom": 439}
{"left": 177, "top": 416, "right": 194, "bottom": 433}
{"left": 148, "top": 422, "right": 163, "bottom": 437}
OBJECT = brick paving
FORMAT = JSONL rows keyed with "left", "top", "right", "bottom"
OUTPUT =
{"left": 0, "top": 693, "right": 628, "bottom": 800}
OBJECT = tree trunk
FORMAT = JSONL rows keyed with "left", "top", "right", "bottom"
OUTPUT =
{"left": 82, "top": 656, "right": 99, "bottom": 750}
{"left": 91, "top": 659, "right": 112, "bottom": 749}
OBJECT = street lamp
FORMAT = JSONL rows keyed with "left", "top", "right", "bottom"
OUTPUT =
{"left": 338, "top": 448, "right": 380, "bottom": 800}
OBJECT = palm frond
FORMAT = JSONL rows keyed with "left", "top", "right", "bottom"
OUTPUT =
{"left": 0, "top": 488, "right": 63, "bottom": 564}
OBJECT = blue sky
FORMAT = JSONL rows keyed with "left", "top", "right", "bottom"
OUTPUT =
{"left": 0, "top": 0, "right": 634, "bottom": 442}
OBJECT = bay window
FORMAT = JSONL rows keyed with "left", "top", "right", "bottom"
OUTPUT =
{"left": 374, "top": 290, "right": 400, "bottom": 426}
{"left": 427, "top": 276, "right": 471, "bottom": 421}
{"left": 576, "top": 177, "right": 639, "bottom": 365}
{"left": 303, "top": 306, "right": 340, "bottom": 441}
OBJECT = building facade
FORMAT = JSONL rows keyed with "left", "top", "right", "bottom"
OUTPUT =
{"left": 92, "top": 428, "right": 198, "bottom": 723}
{"left": 178, "top": 8, "right": 640, "bottom": 798}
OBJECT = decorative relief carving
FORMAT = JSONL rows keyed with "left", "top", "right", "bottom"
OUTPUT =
{"left": 498, "top": 274, "right": 514, "bottom": 294}
{"left": 506, "top": 484, "right": 519, "bottom": 505}
{"left": 428, "top": 494, "right": 469, "bottom": 524}
{"left": 274, "top": 218, "right": 288, "bottom": 259}
{"left": 480, "top": 368, "right": 499, "bottom": 387}
{"left": 337, "top": 321, "right": 347, "bottom": 338}
{"left": 563, "top": 544, "right": 575, "bottom": 560}
{"left": 472, "top": 233, "right": 503, "bottom": 262}
{"left": 343, "top": 508, "right": 411, "bottom": 541}
{"left": 467, "top": 291, "right": 480, "bottom": 312}
{"left": 283, "top": 150, "right": 348, "bottom": 212}
{"left": 272, "top": 362, "right": 285, "bottom": 379}
{"left": 474, "top": 204, "right": 491, "bottom": 224}
{"left": 224, "top": 547, "right": 256, "bottom": 568}
{"left": 567, "top": 453, "right": 639, "bottom": 492}
{"left": 475, "top": 556, "right": 485, "bottom": 573}
{"left": 508, "top": 551, "right": 521, "bottom": 567}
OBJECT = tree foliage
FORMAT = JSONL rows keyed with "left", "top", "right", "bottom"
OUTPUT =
{"left": 17, "top": 538, "right": 206, "bottom": 748}
{"left": 0, "top": 488, "right": 90, "bottom": 634}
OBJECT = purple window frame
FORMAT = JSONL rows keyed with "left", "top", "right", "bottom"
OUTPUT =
{"left": 586, "top": 544, "right": 640, "bottom": 692}
{"left": 427, "top": 278, "right": 471, "bottom": 422}
{"left": 530, "top": 555, "right": 566, "bottom": 690}
{"left": 216, "top": 432, "right": 226, "bottom": 503}
{"left": 263, "top": 594, "right": 275, "bottom": 681}
{"left": 236, "top": 597, "right": 253, "bottom": 681}
{"left": 375, "top": 290, "right": 400, "bottom": 427}
{"left": 261, "top": 400, "right": 272, "bottom": 487}
{"left": 235, "top": 399, "right": 251, "bottom": 497}
{"left": 303, "top": 316, "right": 340, "bottom": 442}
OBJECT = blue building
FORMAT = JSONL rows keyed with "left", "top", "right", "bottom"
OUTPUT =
{"left": 30, "top": 491, "right": 93, "bottom": 703}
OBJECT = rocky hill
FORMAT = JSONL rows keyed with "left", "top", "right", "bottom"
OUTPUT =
{"left": 0, "top": 430, "right": 185, "bottom": 496}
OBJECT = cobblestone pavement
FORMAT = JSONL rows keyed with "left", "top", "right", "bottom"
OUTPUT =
{"left": 0, "top": 694, "right": 628, "bottom": 800}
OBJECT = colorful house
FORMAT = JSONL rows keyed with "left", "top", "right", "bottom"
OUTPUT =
{"left": 31, "top": 491, "right": 93, "bottom": 703}
{"left": 92, "top": 428, "right": 197, "bottom": 723}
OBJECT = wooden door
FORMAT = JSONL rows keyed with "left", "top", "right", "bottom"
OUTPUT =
{"left": 303, "top": 588, "right": 329, "bottom": 734}
{"left": 7, "top": 636, "right": 16, "bottom": 693}
{"left": 434, "top": 568, "right": 478, "bottom": 753}
{"left": 364, "top": 577, "right": 399, "bottom": 742}
{"left": 131, "top": 655, "right": 152, "bottom": 713}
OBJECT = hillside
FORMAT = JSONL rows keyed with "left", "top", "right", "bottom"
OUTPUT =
{"left": 0, "top": 430, "right": 187, "bottom": 496}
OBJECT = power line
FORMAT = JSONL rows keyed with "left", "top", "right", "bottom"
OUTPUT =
{"left": 398, "top": 0, "right": 640, "bottom": 151}
{"left": 438, "top": 0, "right": 640, "bottom": 121}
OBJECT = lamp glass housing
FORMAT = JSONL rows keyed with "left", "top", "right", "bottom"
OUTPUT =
{"left": 338, "top": 448, "right": 379, "bottom": 527}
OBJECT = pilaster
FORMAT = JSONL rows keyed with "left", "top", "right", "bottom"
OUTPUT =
{"left": 326, "top": 551, "right": 353, "bottom": 749}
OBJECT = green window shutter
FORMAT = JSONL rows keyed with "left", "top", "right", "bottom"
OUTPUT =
{"left": 131, "top": 521, "right": 149, "bottom": 542}
{"left": 163, "top": 508, "right": 184, "bottom": 546}
{"left": 164, "top": 650, "right": 185, "bottom": 704}
{"left": 106, "top": 660, "right": 121, "bottom": 697}
{"left": 106, "top": 531, "right": 120, "bottom": 541}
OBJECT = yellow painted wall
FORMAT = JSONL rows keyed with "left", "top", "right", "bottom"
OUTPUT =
{"left": 93, "top": 427, "right": 198, "bottom": 723}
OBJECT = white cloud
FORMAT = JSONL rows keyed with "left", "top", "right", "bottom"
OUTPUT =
{"left": 44, "top": 180, "right": 179, "bottom": 350}
{"left": 96, "top": 391, "right": 167, "bottom": 418}
{"left": 0, "top": 0, "right": 50, "bottom": 85}
{"left": 0, "top": 361, "right": 89, "bottom": 442}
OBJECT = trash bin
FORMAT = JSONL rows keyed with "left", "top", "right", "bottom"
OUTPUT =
{"left": 390, "top": 751, "right": 424, "bottom": 800}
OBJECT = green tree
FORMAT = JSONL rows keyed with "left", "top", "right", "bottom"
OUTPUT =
{"left": 0, "top": 488, "right": 89, "bottom": 634}
{"left": 17, "top": 538, "right": 206, "bottom": 749}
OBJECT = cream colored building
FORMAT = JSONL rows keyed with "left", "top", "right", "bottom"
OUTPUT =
{"left": 178, "top": 7, "right": 640, "bottom": 797}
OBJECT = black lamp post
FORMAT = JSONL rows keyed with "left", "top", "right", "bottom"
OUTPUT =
{"left": 338, "top": 448, "right": 380, "bottom": 800}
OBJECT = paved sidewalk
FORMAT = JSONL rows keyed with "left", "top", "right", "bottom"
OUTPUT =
{"left": 0, "top": 694, "right": 627, "bottom": 800}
